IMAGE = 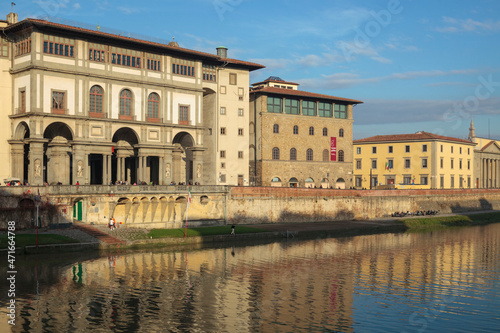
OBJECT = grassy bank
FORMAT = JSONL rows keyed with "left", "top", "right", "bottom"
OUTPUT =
{"left": 400, "top": 212, "right": 500, "bottom": 230}
{"left": 0, "top": 234, "right": 79, "bottom": 248}
{"left": 148, "top": 225, "right": 268, "bottom": 239}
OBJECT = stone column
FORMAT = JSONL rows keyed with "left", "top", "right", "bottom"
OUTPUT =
{"left": 46, "top": 142, "right": 72, "bottom": 185}
{"left": 163, "top": 150, "right": 173, "bottom": 185}
{"left": 172, "top": 149, "right": 182, "bottom": 184}
{"left": 72, "top": 145, "right": 86, "bottom": 185}
{"left": 192, "top": 149, "right": 204, "bottom": 185}
{"left": 159, "top": 156, "right": 165, "bottom": 185}
{"left": 10, "top": 142, "right": 25, "bottom": 181}
{"left": 28, "top": 140, "right": 46, "bottom": 185}
{"left": 106, "top": 154, "right": 112, "bottom": 185}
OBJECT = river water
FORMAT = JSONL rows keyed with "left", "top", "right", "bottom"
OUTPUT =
{"left": 1, "top": 223, "right": 500, "bottom": 332}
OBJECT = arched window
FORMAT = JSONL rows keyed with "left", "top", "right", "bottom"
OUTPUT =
{"left": 323, "top": 149, "right": 329, "bottom": 162}
{"left": 293, "top": 125, "right": 299, "bottom": 135}
{"left": 273, "top": 124, "right": 279, "bottom": 133}
{"left": 323, "top": 127, "right": 328, "bottom": 136}
{"left": 339, "top": 128, "right": 344, "bottom": 137}
{"left": 338, "top": 150, "right": 344, "bottom": 162}
{"left": 290, "top": 148, "right": 297, "bottom": 161}
{"left": 119, "top": 89, "right": 133, "bottom": 116}
{"left": 89, "top": 85, "right": 103, "bottom": 114}
{"left": 147, "top": 92, "right": 160, "bottom": 119}
{"left": 272, "top": 147, "right": 280, "bottom": 160}
{"left": 306, "top": 148, "right": 313, "bottom": 161}
{"left": 309, "top": 126, "right": 314, "bottom": 135}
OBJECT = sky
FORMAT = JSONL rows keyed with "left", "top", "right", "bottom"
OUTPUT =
{"left": 3, "top": 0, "right": 500, "bottom": 140}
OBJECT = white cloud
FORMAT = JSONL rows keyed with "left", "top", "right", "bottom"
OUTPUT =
{"left": 436, "top": 16, "right": 500, "bottom": 33}
{"left": 371, "top": 56, "right": 392, "bottom": 64}
{"left": 74, "top": 3, "right": 81, "bottom": 9}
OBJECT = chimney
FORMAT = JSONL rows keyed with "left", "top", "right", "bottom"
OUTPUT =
{"left": 7, "top": 12, "right": 18, "bottom": 25}
{"left": 216, "top": 46, "right": 227, "bottom": 58}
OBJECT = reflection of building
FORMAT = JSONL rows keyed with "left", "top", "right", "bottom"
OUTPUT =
{"left": 353, "top": 131, "right": 476, "bottom": 189}
{"left": 249, "top": 76, "right": 362, "bottom": 188}
{"left": 0, "top": 13, "right": 263, "bottom": 185}
{"left": 469, "top": 120, "right": 500, "bottom": 188}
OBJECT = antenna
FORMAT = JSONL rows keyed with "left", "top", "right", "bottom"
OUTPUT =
{"left": 488, "top": 118, "right": 490, "bottom": 138}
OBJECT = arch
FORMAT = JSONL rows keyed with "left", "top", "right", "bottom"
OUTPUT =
{"left": 43, "top": 122, "right": 74, "bottom": 185}
{"left": 306, "top": 148, "right": 313, "bottom": 161}
{"left": 249, "top": 121, "right": 255, "bottom": 135}
{"left": 119, "top": 89, "right": 133, "bottom": 116}
{"left": 271, "top": 176, "right": 282, "bottom": 187}
{"left": 323, "top": 127, "right": 328, "bottom": 136}
{"left": 272, "top": 147, "right": 280, "bottom": 160}
{"left": 293, "top": 125, "right": 299, "bottom": 135}
{"left": 112, "top": 127, "right": 140, "bottom": 146}
{"left": 290, "top": 148, "right": 297, "bottom": 161}
{"left": 336, "top": 178, "right": 346, "bottom": 189}
{"left": 43, "top": 121, "right": 74, "bottom": 141}
{"left": 289, "top": 177, "right": 299, "bottom": 188}
{"left": 339, "top": 128, "right": 344, "bottom": 137}
{"left": 321, "top": 178, "right": 329, "bottom": 189}
{"left": 14, "top": 121, "right": 30, "bottom": 141}
{"left": 173, "top": 131, "right": 194, "bottom": 146}
{"left": 305, "top": 177, "right": 315, "bottom": 188}
{"left": 309, "top": 126, "right": 314, "bottom": 135}
{"left": 173, "top": 132, "right": 195, "bottom": 184}
{"left": 200, "top": 195, "right": 210, "bottom": 205}
{"left": 273, "top": 124, "right": 279, "bottom": 133}
{"left": 72, "top": 197, "right": 85, "bottom": 221}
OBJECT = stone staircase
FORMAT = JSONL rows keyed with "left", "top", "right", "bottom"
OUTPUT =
{"left": 73, "top": 223, "right": 126, "bottom": 245}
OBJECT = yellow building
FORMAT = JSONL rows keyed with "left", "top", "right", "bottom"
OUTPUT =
{"left": 353, "top": 131, "right": 476, "bottom": 189}
{"left": 249, "top": 76, "right": 362, "bottom": 188}
{"left": 0, "top": 13, "right": 263, "bottom": 186}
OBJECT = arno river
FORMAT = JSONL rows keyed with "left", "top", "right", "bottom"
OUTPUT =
{"left": 1, "top": 223, "right": 500, "bottom": 332}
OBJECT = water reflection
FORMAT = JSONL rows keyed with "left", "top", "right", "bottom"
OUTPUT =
{"left": 1, "top": 224, "right": 499, "bottom": 332}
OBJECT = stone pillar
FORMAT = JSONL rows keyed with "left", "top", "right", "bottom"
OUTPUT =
{"left": 159, "top": 156, "right": 165, "bottom": 185}
{"left": 28, "top": 140, "right": 45, "bottom": 185}
{"left": 192, "top": 149, "right": 204, "bottom": 185}
{"left": 72, "top": 145, "right": 86, "bottom": 185}
{"left": 10, "top": 142, "right": 25, "bottom": 181}
{"left": 46, "top": 142, "right": 72, "bottom": 185}
{"left": 482, "top": 158, "right": 486, "bottom": 188}
{"left": 163, "top": 150, "right": 173, "bottom": 185}
{"left": 172, "top": 149, "right": 182, "bottom": 184}
{"left": 106, "top": 154, "right": 112, "bottom": 185}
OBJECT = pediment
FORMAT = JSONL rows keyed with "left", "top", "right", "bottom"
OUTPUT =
{"left": 481, "top": 141, "right": 500, "bottom": 154}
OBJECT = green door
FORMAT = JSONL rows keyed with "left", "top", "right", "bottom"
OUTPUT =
{"left": 73, "top": 201, "right": 83, "bottom": 221}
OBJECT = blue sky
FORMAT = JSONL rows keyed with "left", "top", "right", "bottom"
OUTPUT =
{"left": 4, "top": 0, "right": 500, "bottom": 140}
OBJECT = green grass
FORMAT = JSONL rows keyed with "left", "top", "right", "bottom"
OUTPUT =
{"left": 147, "top": 225, "right": 268, "bottom": 239}
{"left": 0, "top": 234, "right": 79, "bottom": 248}
{"left": 400, "top": 212, "right": 500, "bottom": 230}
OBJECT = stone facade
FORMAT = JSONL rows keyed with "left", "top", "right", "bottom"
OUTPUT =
{"left": 0, "top": 15, "right": 263, "bottom": 186}
{"left": 249, "top": 77, "right": 362, "bottom": 188}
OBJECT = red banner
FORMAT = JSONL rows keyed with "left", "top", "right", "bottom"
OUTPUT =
{"left": 330, "top": 137, "right": 337, "bottom": 161}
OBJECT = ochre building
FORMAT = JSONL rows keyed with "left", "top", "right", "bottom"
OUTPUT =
{"left": 0, "top": 13, "right": 263, "bottom": 186}
{"left": 249, "top": 77, "right": 362, "bottom": 188}
{"left": 353, "top": 131, "right": 476, "bottom": 189}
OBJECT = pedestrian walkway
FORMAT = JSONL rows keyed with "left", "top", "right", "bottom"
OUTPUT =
{"left": 73, "top": 223, "right": 126, "bottom": 245}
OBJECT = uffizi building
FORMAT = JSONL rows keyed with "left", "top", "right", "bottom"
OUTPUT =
{"left": 0, "top": 13, "right": 262, "bottom": 186}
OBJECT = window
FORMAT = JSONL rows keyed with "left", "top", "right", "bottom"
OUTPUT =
{"left": 110, "top": 47, "right": 141, "bottom": 68}
{"left": 422, "top": 144, "right": 427, "bottom": 152}
{"left": 220, "top": 107, "right": 226, "bottom": 115}
{"left": 459, "top": 147, "right": 462, "bottom": 154}
{"left": 440, "top": 176, "right": 444, "bottom": 188}
{"left": 323, "top": 128, "right": 328, "bottom": 136}
{"left": 356, "top": 160, "right": 362, "bottom": 169}
{"left": 404, "top": 158, "right": 410, "bottom": 168}
{"left": 202, "top": 64, "right": 217, "bottom": 82}
{"left": 220, "top": 86, "right": 226, "bottom": 94}
{"left": 451, "top": 146, "right": 454, "bottom": 153}
{"left": 273, "top": 124, "right": 279, "bottom": 133}
{"left": 0, "top": 35, "right": 9, "bottom": 57}
{"left": 339, "top": 128, "right": 344, "bottom": 137}
{"left": 238, "top": 88, "right": 244, "bottom": 101}
{"left": 238, "top": 151, "right": 243, "bottom": 159}
{"left": 179, "top": 105, "right": 189, "bottom": 125}
{"left": 302, "top": 101, "right": 316, "bottom": 116}
{"left": 421, "top": 176, "right": 428, "bottom": 185}
{"left": 388, "top": 146, "right": 393, "bottom": 153}
{"left": 468, "top": 176, "right": 471, "bottom": 188}
{"left": 43, "top": 35, "right": 74, "bottom": 57}
{"left": 468, "top": 160, "right": 470, "bottom": 170}
{"left": 147, "top": 93, "right": 160, "bottom": 119}
{"left": 356, "top": 147, "right": 361, "bottom": 154}
{"left": 172, "top": 58, "right": 195, "bottom": 77}
{"left": 450, "top": 175, "right": 455, "bottom": 188}
{"left": 220, "top": 174, "right": 226, "bottom": 182}
{"left": 309, "top": 127, "right": 314, "bottom": 135}
{"left": 371, "top": 159, "right": 377, "bottom": 169}
{"left": 405, "top": 145, "right": 410, "bottom": 153}
{"left": 306, "top": 149, "right": 313, "bottom": 161}
{"left": 119, "top": 89, "right": 133, "bottom": 116}
{"left": 451, "top": 159, "right": 454, "bottom": 169}
{"left": 355, "top": 177, "right": 362, "bottom": 187}
{"left": 387, "top": 160, "right": 394, "bottom": 169}
{"left": 440, "top": 158, "right": 444, "bottom": 168}
{"left": 221, "top": 162, "right": 225, "bottom": 168}
{"left": 334, "top": 104, "right": 347, "bottom": 119}
{"left": 238, "top": 108, "right": 244, "bottom": 116}
{"left": 372, "top": 147, "right": 377, "bottom": 154}
{"left": 90, "top": 85, "right": 103, "bottom": 114}
{"left": 441, "top": 145, "right": 443, "bottom": 153}
{"left": 338, "top": 150, "right": 344, "bottom": 162}
{"left": 459, "top": 159, "right": 462, "bottom": 169}
{"left": 238, "top": 128, "right": 244, "bottom": 136}
{"left": 267, "top": 97, "right": 282, "bottom": 113}
{"left": 220, "top": 150, "right": 226, "bottom": 158}
{"left": 220, "top": 127, "right": 226, "bottom": 135}
{"left": 318, "top": 102, "right": 332, "bottom": 117}
{"left": 422, "top": 158, "right": 428, "bottom": 168}
{"left": 404, "top": 176, "right": 411, "bottom": 184}
{"left": 229, "top": 73, "right": 237, "bottom": 85}
{"left": 468, "top": 148, "right": 470, "bottom": 155}
{"left": 272, "top": 147, "right": 280, "bottom": 160}
{"left": 293, "top": 125, "right": 298, "bottom": 135}
{"left": 290, "top": 148, "right": 297, "bottom": 161}
{"left": 285, "top": 98, "right": 299, "bottom": 114}
{"left": 146, "top": 53, "right": 161, "bottom": 71}
{"left": 19, "top": 90, "right": 26, "bottom": 113}
{"left": 15, "top": 35, "right": 31, "bottom": 57}
{"left": 52, "top": 91, "right": 65, "bottom": 113}
{"left": 323, "top": 149, "right": 329, "bottom": 162}
{"left": 208, "top": 128, "right": 212, "bottom": 135}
